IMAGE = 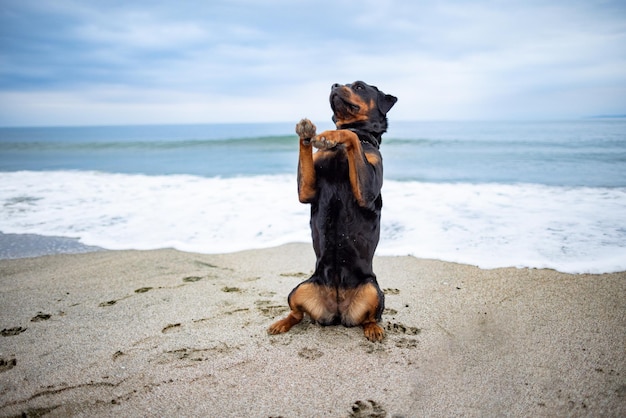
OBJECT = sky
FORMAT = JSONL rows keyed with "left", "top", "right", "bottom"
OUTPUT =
{"left": 0, "top": 0, "right": 625, "bottom": 126}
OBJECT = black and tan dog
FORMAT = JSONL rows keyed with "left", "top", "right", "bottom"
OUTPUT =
{"left": 268, "top": 81, "right": 397, "bottom": 341}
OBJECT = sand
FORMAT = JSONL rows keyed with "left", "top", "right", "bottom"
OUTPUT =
{"left": 0, "top": 243, "right": 624, "bottom": 417}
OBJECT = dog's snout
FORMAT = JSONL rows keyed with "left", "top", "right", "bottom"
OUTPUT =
{"left": 331, "top": 83, "right": 342, "bottom": 90}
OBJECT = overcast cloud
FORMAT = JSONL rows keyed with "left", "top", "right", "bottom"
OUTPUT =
{"left": 1, "top": 0, "right": 625, "bottom": 126}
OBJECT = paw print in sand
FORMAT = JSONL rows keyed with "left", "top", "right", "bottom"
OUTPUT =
{"left": 349, "top": 399, "right": 387, "bottom": 418}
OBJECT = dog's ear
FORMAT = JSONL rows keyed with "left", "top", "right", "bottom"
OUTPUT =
{"left": 377, "top": 92, "right": 397, "bottom": 115}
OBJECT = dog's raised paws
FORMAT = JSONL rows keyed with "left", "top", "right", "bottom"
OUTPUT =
{"left": 295, "top": 118, "right": 317, "bottom": 140}
{"left": 311, "top": 134, "right": 338, "bottom": 150}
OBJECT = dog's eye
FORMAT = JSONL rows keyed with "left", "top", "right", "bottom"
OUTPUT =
{"left": 354, "top": 84, "right": 364, "bottom": 90}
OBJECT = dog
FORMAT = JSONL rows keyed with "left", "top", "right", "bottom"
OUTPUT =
{"left": 268, "top": 81, "right": 397, "bottom": 341}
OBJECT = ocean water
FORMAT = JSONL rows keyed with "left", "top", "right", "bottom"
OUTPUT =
{"left": 1, "top": 119, "right": 625, "bottom": 273}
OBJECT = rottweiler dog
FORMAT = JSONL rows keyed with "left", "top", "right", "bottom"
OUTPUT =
{"left": 268, "top": 81, "right": 397, "bottom": 341}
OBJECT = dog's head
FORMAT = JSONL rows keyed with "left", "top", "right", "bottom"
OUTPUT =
{"left": 330, "top": 81, "right": 397, "bottom": 142}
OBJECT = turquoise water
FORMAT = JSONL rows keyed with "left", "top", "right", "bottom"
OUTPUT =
{"left": 1, "top": 119, "right": 624, "bottom": 186}
{"left": 1, "top": 119, "right": 625, "bottom": 272}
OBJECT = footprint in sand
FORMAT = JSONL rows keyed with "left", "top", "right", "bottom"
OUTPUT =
{"left": 182, "top": 276, "right": 203, "bottom": 283}
{"left": 279, "top": 272, "right": 310, "bottom": 278}
{"left": 193, "top": 260, "right": 219, "bottom": 269}
{"left": 99, "top": 287, "right": 154, "bottom": 308}
{"left": 162, "top": 323, "right": 182, "bottom": 333}
{"left": 158, "top": 344, "right": 239, "bottom": 363}
{"left": 30, "top": 312, "right": 51, "bottom": 322}
{"left": 255, "top": 300, "right": 289, "bottom": 317}
{"left": 1, "top": 327, "right": 27, "bottom": 336}
{"left": 385, "top": 322, "right": 420, "bottom": 335}
{"left": 395, "top": 337, "right": 418, "bottom": 349}
{"left": 0, "top": 358, "right": 17, "bottom": 372}
{"left": 349, "top": 400, "right": 387, "bottom": 418}
{"left": 298, "top": 347, "right": 324, "bottom": 360}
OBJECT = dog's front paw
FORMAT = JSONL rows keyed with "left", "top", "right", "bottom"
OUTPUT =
{"left": 311, "top": 131, "right": 339, "bottom": 150}
{"left": 295, "top": 118, "right": 317, "bottom": 140}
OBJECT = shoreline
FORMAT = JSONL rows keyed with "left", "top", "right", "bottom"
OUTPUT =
{"left": 2, "top": 231, "right": 625, "bottom": 275}
{"left": 0, "top": 232, "right": 105, "bottom": 260}
{"left": 1, "top": 244, "right": 624, "bottom": 416}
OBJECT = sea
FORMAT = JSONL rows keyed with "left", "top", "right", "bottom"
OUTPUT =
{"left": 1, "top": 119, "right": 625, "bottom": 274}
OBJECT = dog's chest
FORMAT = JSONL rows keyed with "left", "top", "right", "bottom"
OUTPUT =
{"left": 314, "top": 151, "right": 349, "bottom": 182}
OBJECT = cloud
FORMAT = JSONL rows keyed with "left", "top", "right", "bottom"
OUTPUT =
{"left": 0, "top": 0, "right": 625, "bottom": 125}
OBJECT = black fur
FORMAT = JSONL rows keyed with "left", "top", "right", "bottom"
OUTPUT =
{"left": 293, "top": 81, "right": 396, "bottom": 326}
{"left": 331, "top": 81, "right": 397, "bottom": 147}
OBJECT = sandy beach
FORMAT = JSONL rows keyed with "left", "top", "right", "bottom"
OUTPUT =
{"left": 0, "top": 243, "right": 624, "bottom": 417}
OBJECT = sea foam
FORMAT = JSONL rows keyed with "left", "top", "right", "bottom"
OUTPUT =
{"left": 1, "top": 171, "right": 625, "bottom": 274}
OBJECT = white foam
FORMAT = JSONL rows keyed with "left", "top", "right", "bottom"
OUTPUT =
{"left": 1, "top": 171, "right": 625, "bottom": 274}
{"left": 378, "top": 181, "right": 626, "bottom": 274}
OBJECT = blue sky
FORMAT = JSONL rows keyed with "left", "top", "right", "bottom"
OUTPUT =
{"left": 1, "top": 0, "right": 625, "bottom": 126}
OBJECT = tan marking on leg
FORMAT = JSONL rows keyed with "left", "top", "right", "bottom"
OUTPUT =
{"left": 292, "top": 282, "right": 337, "bottom": 323}
{"left": 268, "top": 310, "right": 303, "bottom": 334}
{"left": 296, "top": 119, "right": 317, "bottom": 203}
{"left": 363, "top": 322, "right": 385, "bottom": 342}
{"left": 365, "top": 151, "right": 380, "bottom": 166}
{"left": 339, "top": 283, "right": 385, "bottom": 341}
{"left": 340, "top": 283, "right": 379, "bottom": 325}
{"left": 298, "top": 141, "right": 316, "bottom": 203}
{"left": 268, "top": 282, "right": 337, "bottom": 335}
{"left": 313, "top": 130, "right": 369, "bottom": 205}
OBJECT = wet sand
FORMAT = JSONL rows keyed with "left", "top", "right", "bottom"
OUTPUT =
{"left": 0, "top": 232, "right": 104, "bottom": 260}
{"left": 1, "top": 244, "right": 624, "bottom": 417}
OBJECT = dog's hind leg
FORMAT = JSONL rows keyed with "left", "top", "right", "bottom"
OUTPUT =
{"left": 339, "top": 283, "right": 385, "bottom": 342}
{"left": 268, "top": 281, "right": 337, "bottom": 334}
{"left": 268, "top": 307, "right": 304, "bottom": 335}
